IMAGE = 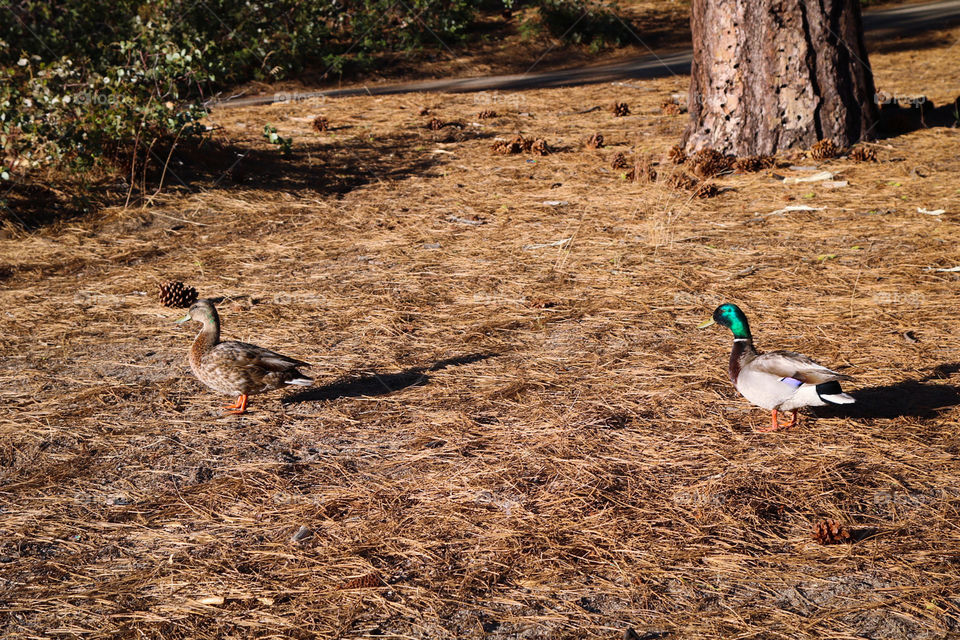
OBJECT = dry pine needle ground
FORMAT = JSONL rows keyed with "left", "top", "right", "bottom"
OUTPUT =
{"left": 1, "top": 25, "right": 960, "bottom": 640}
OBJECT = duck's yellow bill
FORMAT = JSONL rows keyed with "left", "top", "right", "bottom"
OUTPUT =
{"left": 697, "top": 318, "right": 715, "bottom": 329}
{"left": 175, "top": 313, "right": 191, "bottom": 323}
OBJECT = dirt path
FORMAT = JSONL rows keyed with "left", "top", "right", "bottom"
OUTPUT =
{"left": 210, "top": 0, "right": 960, "bottom": 108}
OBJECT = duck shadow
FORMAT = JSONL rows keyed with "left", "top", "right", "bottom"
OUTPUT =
{"left": 813, "top": 373, "right": 960, "bottom": 420}
{"left": 283, "top": 353, "right": 494, "bottom": 404}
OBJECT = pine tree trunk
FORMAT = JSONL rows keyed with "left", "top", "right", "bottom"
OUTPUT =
{"left": 683, "top": 0, "right": 878, "bottom": 156}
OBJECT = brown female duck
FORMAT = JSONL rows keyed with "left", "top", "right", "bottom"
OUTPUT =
{"left": 177, "top": 299, "right": 312, "bottom": 414}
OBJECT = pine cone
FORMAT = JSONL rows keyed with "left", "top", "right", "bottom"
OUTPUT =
{"left": 312, "top": 115, "right": 329, "bottom": 132}
{"left": 611, "top": 152, "right": 630, "bottom": 170}
{"left": 529, "top": 138, "right": 550, "bottom": 156}
{"left": 690, "top": 149, "right": 733, "bottom": 178}
{"left": 732, "top": 155, "right": 775, "bottom": 173}
{"left": 849, "top": 146, "right": 877, "bottom": 162}
{"left": 660, "top": 100, "right": 684, "bottom": 116}
{"left": 812, "top": 519, "right": 851, "bottom": 545}
{"left": 158, "top": 281, "right": 198, "bottom": 308}
{"left": 477, "top": 109, "right": 498, "bottom": 119}
{"left": 693, "top": 182, "right": 721, "bottom": 198}
{"left": 612, "top": 102, "right": 630, "bottom": 117}
{"left": 627, "top": 156, "right": 656, "bottom": 183}
{"left": 667, "top": 172, "right": 699, "bottom": 191}
{"left": 586, "top": 133, "right": 605, "bottom": 149}
{"left": 809, "top": 139, "right": 840, "bottom": 160}
{"left": 667, "top": 145, "right": 687, "bottom": 165}
{"left": 492, "top": 135, "right": 526, "bottom": 155}
{"left": 427, "top": 117, "right": 445, "bottom": 131}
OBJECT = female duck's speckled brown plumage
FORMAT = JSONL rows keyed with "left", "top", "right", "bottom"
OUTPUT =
{"left": 180, "top": 299, "right": 312, "bottom": 414}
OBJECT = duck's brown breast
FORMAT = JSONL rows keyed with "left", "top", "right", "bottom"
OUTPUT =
{"left": 729, "top": 340, "right": 757, "bottom": 385}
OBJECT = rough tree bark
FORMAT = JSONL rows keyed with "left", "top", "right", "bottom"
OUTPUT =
{"left": 683, "top": 0, "right": 879, "bottom": 156}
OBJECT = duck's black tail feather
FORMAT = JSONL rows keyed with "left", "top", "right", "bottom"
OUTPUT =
{"left": 816, "top": 380, "right": 855, "bottom": 404}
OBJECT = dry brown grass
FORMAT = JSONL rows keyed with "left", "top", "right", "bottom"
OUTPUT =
{"left": 2, "top": 26, "right": 960, "bottom": 640}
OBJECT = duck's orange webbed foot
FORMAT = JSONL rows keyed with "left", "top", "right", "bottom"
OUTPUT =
{"left": 782, "top": 409, "right": 798, "bottom": 430}
{"left": 756, "top": 409, "right": 798, "bottom": 432}
{"left": 223, "top": 395, "right": 248, "bottom": 414}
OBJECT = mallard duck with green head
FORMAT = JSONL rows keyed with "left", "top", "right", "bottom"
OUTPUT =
{"left": 177, "top": 299, "right": 313, "bottom": 414}
{"left": 699, "top": 303, "right": 854, "bottom": 431}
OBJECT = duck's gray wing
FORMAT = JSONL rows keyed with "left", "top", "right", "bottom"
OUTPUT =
{"left": 750, "top": 350, "right": 851, "bottom": 385}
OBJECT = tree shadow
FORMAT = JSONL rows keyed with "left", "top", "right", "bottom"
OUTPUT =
{"left": 875, "top": 100, "right": 959, "bottom": 140}
{"left": 170, "top": 129, "right": 493, "bottom": 197}
{"left": 283, "top": 353, "right": 495, "bottom": 404}
{"left": 813, "top": 375, "right": 960, "bottom": 420}
{"left": 866, "top": 29, "right": 959, "bottom": 56}
{"left": 4, "top": 127, "right": 487, "bottom": 229}
{"left": 1, "top": 181, "right": 121, "bottom": 230}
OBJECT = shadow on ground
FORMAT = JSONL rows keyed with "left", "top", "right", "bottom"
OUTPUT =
{"left": 1, "top": 128, "right": 476, "bottom": 229}
{"left": 283, "top": 353, "right": 495, "bottom": 404}
{"left": 814, "top": 371, "right": 960, "bottom": 420}
{"left": 876, "top": 100, "right": 960, "bottom": 139}
{"left": 174, "top": 129, "right": 484, "bottom": 196}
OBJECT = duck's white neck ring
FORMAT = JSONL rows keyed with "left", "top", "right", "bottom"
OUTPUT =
{"left": 733, "top": 338, "right": 751, "bottom": 342}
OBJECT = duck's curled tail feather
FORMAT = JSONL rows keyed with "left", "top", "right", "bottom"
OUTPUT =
{"left": 816, "top": 380, "right": 855, "bottom": 405}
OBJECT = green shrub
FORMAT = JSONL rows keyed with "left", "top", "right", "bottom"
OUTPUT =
{"left": 537, "top": 0, "right": 634, "bottom": 49}
{"left": 1, "top": 0, "right": 631, "bottom": 198}
{"left": 0, "top": 0, "right": 483, "bottom": 181}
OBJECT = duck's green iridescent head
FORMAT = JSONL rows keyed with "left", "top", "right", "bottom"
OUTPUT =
{"left": 699, "top": 303, "right": 752, "bottom": 339}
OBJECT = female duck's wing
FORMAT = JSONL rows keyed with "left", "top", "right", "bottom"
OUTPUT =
{"left": 212, "top": 341, "right": 311, "bottom": 371}
{"left": 750, "top": 350, "right": 851, "bottom": 384}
